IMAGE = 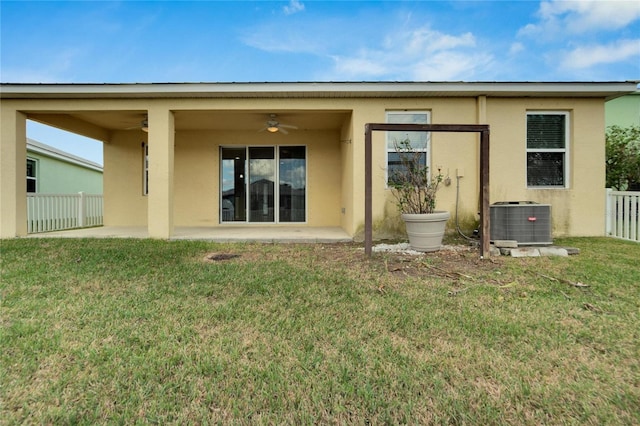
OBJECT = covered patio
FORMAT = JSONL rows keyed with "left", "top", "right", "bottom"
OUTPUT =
{"left": 4, "top": 81, "right": 637, "bottom": 242}
{"left": 24, "top": 226, "right": 352, "bottom": 243}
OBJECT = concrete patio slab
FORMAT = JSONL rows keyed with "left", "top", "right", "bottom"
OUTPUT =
{"left": 25, "top": 226, "right": 352, "bottom": 243}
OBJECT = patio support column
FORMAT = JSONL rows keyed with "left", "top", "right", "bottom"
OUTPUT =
{"left": 147, "top": 107, "right": 175, "bottom": 239}
{"left": 0, "top": 107, "right": 27, "bottom": 238}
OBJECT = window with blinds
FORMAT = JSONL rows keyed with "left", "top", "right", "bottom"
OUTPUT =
{"left": 526, "top": 112, "right": 569, "bottom": 188}
{"left": 386, "top": 111, "right": 430, "bottom": 185}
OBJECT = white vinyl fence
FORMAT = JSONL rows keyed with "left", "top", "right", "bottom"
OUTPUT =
{"left": 606, "top": 189, "right": 640, "bottom": 243}
{"left": 27, "top": 192, "right": 103, "bottom": 234}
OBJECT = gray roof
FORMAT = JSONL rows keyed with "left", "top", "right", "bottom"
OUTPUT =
{"left": 27, "top": 139, "right": 103, "bottom": 172}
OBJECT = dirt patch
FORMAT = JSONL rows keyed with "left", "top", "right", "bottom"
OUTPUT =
{"left": 203, "top": 253, "right": 242, "bottom": 262}
{"left": 200, "top": 242, "right": 504, "bottom": 283}
{"left": 380, "top": 244, "right": 505, "bottom": 281}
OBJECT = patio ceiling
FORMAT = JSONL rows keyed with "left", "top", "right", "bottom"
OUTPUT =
{"left": 27, "top": 110, "right": 350, "bottom": 140}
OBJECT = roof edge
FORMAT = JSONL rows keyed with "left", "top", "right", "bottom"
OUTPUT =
{"left": 27, "top": 138, "right": 103, "bottom": 171}
{"left": 2, "top": 81, "right": 638, "bottom": 100}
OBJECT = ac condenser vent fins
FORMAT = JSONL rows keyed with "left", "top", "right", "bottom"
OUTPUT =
{"left": 490, "top": 202, "right": 552, "bottom": 246}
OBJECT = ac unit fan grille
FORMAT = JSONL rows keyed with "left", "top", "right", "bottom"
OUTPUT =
{"left": 490, "top": 203, "right": 552, "bottom": 245}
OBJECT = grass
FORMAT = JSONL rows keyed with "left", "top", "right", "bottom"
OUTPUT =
{"left": 1, "top": 237, "right": 639, "bottom": 424}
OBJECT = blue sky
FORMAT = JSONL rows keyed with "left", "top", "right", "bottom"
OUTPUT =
{"left": 2, "top": 0, "right": 639, "bottom": 165}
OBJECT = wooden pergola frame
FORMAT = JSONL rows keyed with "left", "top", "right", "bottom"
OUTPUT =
{"left": 364, "top": 123, "right": 491, "bottom": 258}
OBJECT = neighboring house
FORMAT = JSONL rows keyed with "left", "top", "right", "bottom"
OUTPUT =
{"left": 26, "top": 138, "right": 103, "bottom": 194}
{"left": 0, "top": 81, "right": 637, "bottom": 239}
{"left": 605, "top": 89, "right": 640, "bottom": 192}
{"left": 605, "top": 89, "right": 640, "bottom": 128}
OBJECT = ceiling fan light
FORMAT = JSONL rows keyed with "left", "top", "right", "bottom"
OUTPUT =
{"left": 267, "top": 125, "right": 279, "bottom": 133}
{"left": 141, "top": 118, "right": 149, "bottom": 132}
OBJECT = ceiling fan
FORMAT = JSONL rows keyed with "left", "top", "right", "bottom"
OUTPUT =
{"left": 123, "top": 115, "right": 148, "bottom": 132}
{"left": 259, "top": 114, "right": 297, "bottom": 134}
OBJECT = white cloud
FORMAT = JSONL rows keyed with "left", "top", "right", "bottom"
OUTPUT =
{"left": 388, "top": 27, "right": 476, "bottom": 54}
{"left": 509, "top": 42, "right": 525, "bottom": 55}
{"left": 250, "top": 160, "right": 275, "bottom": 181}
{"left": 560, "top": 38, "right": 640, "bottom": 69}
{"left": 540, "top": 0, "right": 640, "bottom": 32}
{"left": 328, "top": 26, "right": 492, "bottom": 80}
{"left": 0, "top": 48, "right": 83, "bottom": 83}
{"left": 520, "top": 0, "right": 640, "bottom": 36}
{"left": 331, "top": 55, "right": 390, "bottom": 78}
{"left": 283, "top": 0, "right": 305, "bottom": 16}
{"left": 0, "top": 69, "right": 62, "bottom": 83}
{"left": 281, "top": 164, "right": 306, "bottom": 189}
{"left": 241, "top": 13, "right": 494, "bottom": 80}
{"left": 412, "top": 51, "right": 493, "bottom": 81}
{"left": 241, "top": 24, "right": 324, "bottom": 54}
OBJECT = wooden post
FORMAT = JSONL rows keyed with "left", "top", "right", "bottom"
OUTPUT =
{"left": 365, "top": 125, "right": 373, "bottom": 256}
{"left": 363, "top": 123, "right": 490, "bottom": 258}
{"left": 480, "top": 129, "right": 490, "bottom": 258}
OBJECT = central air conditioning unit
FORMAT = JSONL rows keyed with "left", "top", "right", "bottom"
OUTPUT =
{"left": 490, "top": 201, "right": 552, "bottom": 245}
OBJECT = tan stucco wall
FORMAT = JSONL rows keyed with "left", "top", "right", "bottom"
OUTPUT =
{"left": 0, "top": 107, "right": 27, "bottom": 237}
{"left": 306, "top": 130, "right": 342, "bottom": 226}
{"left": 104, "top": 131, "right": 148, "bottom": 226}
{"left": 105, "top": 127, "right": 342, "bottom": 227}
{"left": 350, "top": 96, "right": 606, "bottom": 238}
{"left": 357, "top": 98, "right": 481, "bottom": 237}
{"left": 173, "top": 131, "right": 217, "bottom": 226}
{"left": 1, "top": 94, "right": 608, "bottom": 239}
{"left": 486, "top": 98, "right": 605, "bottom": 237}
{"left": 339, "top": 113, "right": 354, "bottom": 234}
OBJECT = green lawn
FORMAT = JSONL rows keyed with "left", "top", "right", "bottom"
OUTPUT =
{"left": 1, "top": 237, "right": 639, "bottom": 424}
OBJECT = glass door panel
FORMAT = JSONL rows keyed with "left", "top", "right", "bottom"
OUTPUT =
{"left": 221, "top": 146, "right": 306, "bottom": 224}
{"left": 249, "top": 147, "right": 275, "bottom": 222}
{"left": 220, "top": 147, "right": 246, "bottom": 222}
{"left": 279, "top": 146, "right": 306, "bottom": 222}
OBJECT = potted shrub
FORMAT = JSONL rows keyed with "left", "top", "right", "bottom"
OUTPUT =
{"left": 389, "top": 139, "right": 450, "bottom": 252}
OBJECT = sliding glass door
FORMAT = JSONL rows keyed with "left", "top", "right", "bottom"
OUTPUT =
{"left": 220, "top": 148, "right": 247, "bottom": 222}
{"left": 279, "top": 146, "right": 306, "bottom": 222}
{"left": 249, "top": 147, "right": 275, "bottom": 222}
{"left": 220, "top": 146, "right": 306, "bottom": 223}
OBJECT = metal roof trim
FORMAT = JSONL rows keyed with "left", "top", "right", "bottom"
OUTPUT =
{"left": 27, "top": 138, "right": 103, "bottom": 171}
{"left": 2, "top": 81, "right": 638, "bottom": 100}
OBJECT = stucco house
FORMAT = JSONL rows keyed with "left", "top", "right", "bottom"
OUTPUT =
{"left": 26, "top": 138, "right": 103, "bottom": 194}
{"left": 1, "top": 81, "right": 637, "bottom": 241}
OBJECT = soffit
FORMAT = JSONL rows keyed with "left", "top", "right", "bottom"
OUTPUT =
{"left": 28, "top": 110, "right": 350, "bottom": 132}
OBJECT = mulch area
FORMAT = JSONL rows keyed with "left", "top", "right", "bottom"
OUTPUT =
{"left": 202, "top": 242, "right": 505, "bottom": 282}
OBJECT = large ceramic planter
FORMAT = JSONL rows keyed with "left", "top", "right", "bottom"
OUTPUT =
{"left": 402, "top": 211, "right": 451, "bottom": 252}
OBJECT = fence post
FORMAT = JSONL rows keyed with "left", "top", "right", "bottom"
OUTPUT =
{"left": 78, "top": 192, "right": 85, "bottom": 228}
{"left": 605, "top": 188, "right": 612, "bottom": 236}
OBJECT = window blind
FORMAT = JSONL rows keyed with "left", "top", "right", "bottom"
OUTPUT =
{"left": 527, "top": 114, "right": 565, "bottom": 149}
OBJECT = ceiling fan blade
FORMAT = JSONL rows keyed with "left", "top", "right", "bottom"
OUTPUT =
{"left": 259, "top": 114, "right": 295, "bottom": 134}
{"left": 124, "top": 116, "right": 148, "bottom": 131}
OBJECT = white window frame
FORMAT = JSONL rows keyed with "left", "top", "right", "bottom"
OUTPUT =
{"left": 385, "top": 110, "right": 431, "bottom": 186}
{"left": 526, "top": 111, "right": 570, "bottom": 189}
{"left": 27, "top": 157, "right": 38, "bottom": 193}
